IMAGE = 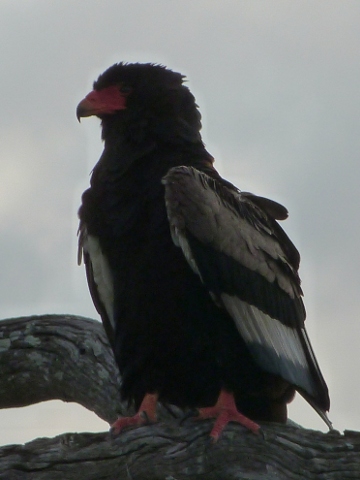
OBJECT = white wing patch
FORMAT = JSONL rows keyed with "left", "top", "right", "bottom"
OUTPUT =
{"left": 221, "top": 293, "right": 316, "bottom": 394}
{"left": 82, "top": 233, "right": 115, "bottom": 331}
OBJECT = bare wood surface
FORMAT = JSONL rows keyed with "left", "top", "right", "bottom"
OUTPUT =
{"left": 0, "top": 315, "right": 358, "bottom": 480}
{"left": 1, "top": 422, "right": 359, "bottom": 480}
{"left": 0, "top": 315, "right": 122, "bottom": 423}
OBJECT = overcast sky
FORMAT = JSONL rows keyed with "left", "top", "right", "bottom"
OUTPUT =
{"left": 1, "top": 1, "right": 360, "bottom": 445}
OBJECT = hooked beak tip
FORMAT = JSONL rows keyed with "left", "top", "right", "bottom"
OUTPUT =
{"left": 76, "top": 98, "right": 93, "bottom": 122}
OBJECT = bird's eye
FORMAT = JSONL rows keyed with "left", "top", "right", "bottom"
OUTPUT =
{"left": 119, "top": 84, "right": 132, "bottom": 94}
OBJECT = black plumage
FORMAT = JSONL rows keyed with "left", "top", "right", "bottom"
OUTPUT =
{"left": 77, "top": 62, "right": 331, "bottom": 436}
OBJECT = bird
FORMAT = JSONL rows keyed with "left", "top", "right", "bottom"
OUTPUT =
{"left": 76, "top": 62, "right": 331, "bottom": 440}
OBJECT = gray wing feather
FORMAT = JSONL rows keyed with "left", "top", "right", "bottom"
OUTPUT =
{"left": 163, "top": 166, "right": 299, "bottom": 298}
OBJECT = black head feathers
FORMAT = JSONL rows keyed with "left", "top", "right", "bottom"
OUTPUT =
{"left": 93, "top": 62, "right": 186, "bottom": 92}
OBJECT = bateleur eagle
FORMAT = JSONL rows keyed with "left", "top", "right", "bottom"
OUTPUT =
{"left": 77, "top": 62, "right": 331, "bottom": 439}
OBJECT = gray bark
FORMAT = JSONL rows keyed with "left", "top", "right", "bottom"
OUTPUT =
{"left": 0, "top": 315, "right": 122, "bottom": 423}
{"left": 0, "top": 315, "right": 358, "bottom": 480}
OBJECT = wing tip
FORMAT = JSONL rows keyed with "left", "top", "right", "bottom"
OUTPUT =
{"left": 299, "top": 390, "right": 333, "bottom": 430}
{"left": 241, "top": 192, "right": 289, "bottom": 221}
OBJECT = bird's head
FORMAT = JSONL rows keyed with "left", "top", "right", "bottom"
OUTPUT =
{"left": 76, "top": 62, "right": 202, "bottom": 144}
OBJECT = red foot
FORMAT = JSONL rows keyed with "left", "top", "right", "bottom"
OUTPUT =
{"left": 197, "top": 390, "right": 260, "bottom": 441}
{"left": 111, "top": 393, "right": 158, "bottom": 434}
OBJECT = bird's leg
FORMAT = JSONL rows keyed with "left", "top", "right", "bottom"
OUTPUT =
{"left": 197, "top": 389, "right": 260, "bottom": 441}
{"left": 111, "top": 393, "right": 158, "bottom": 434}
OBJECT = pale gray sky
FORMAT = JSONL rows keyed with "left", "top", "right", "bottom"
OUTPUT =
{"left": 1, "top": 1, "right": 360, "bottom": 445}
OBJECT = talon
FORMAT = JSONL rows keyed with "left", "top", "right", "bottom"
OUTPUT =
{"left": 197, "top": 389, "right": 260, "bottom": 441}
{"left": 111, "top": 412, "right": 144, "bottom": 435}
{"left": 110, "top": 392, "right": 158, "bottom": 435}
{"left": 140, "top": 410, "right": 152, "bottom": 424}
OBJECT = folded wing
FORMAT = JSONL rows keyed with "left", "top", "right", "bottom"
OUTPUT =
{"left": 78, "top": 221, "right": 115, "bottom": 347}
{"left": 163, "top": 166, "right": 330, "bottom": 415}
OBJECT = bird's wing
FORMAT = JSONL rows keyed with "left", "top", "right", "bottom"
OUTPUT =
{"left": 163, "top": 166, "right": 329, "bottom": 410}
{"left": 78, "top": 221, "right": 115, "bottom": 347}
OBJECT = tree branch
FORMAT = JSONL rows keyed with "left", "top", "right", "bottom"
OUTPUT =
{"left": 1, "top": 422, "right": 359, "bottom": 479}
{"left": 0, "top": 315, "right": 122, "bottom": 423}
{"left": 0, "top": 315, "right": 359, "bottom": 479}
